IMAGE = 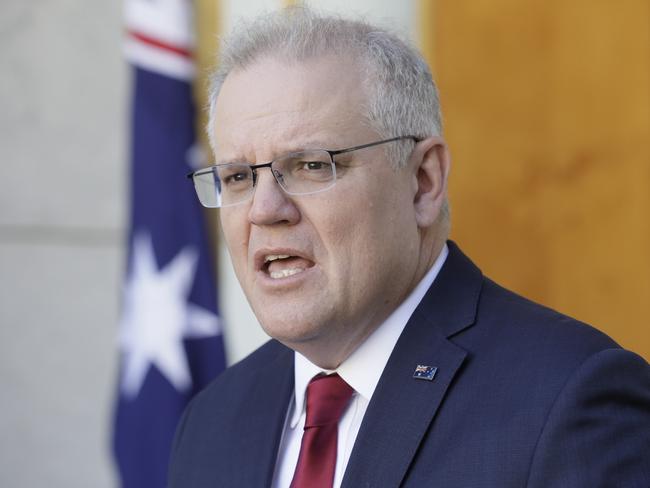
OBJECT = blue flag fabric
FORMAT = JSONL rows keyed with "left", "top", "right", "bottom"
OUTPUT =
{"left": 114, "top": 3, "right": 226, "bottom": 486}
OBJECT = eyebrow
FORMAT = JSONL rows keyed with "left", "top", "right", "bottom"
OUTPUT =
{"left": 214, "top": 138, "right": 338, "bottom": 165}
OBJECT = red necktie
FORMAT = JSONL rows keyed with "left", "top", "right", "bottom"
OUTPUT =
{"left": 290, "top": 373, "right": 354, "bottom": 488}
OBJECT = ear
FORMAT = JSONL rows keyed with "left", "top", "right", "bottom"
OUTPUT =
{"left": 410, "top": 136, "right": 451, "bottom": 228}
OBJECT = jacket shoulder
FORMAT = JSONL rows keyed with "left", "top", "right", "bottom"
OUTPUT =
{"left": 194, "top": 339, "right": 292, "bottom": 407}
{"left": 478, "top": 277, "right": 620, "bottom": 356}
{"left": 168, "top": 340, "right": 293, "bottom": 487}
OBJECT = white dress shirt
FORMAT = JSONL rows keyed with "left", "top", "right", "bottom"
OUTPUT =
{"left": 272, "top": 244, "right": 449, "bottom": 488}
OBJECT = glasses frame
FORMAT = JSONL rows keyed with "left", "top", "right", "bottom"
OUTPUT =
{"left": 186, "top": 135, "right": 421, "bottom": 207}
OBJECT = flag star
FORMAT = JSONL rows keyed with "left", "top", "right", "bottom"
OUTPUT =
{"left": 119, "top": 232, "right": 221, "bottom": 398}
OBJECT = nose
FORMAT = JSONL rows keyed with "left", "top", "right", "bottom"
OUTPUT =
{"left": 248, "top": 167, "right": 300, "bottom": 226}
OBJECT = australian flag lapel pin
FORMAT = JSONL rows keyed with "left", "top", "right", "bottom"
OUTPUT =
{"left": 413, "top": 365, "right": 437, "bottom": 381}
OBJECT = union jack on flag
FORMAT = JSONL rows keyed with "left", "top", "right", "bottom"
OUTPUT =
{"left": 413, "top": 365, "right": 437, "bottom": 381}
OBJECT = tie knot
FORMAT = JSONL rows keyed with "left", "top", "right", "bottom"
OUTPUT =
{"left": 304, "top": 374, "right": 354, "bottom": 428}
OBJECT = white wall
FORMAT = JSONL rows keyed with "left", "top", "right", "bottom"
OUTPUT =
{"left": 0, "top": 1, "right": 125, "bottom": 487}
{"left": 0, "top": 1, "right": 417, "bottom": 486}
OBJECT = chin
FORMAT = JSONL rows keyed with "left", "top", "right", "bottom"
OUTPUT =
{"left": 257, "top": 312, "right": 327, "bottom": 346}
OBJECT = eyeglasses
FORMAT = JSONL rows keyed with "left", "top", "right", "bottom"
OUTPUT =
{"left": 187, "top": 135, "right": 419, "bottom": 208}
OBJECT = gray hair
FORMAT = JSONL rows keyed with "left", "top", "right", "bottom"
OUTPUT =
{"left": 206, "top": 7, "right": 443, "bottom": 169}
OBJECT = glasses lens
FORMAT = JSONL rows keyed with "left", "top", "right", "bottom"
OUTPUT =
{"left": 192, "top": 168, "right": 220, "bottom": 208}
{"left": 274, "top": 150, "right": 335, "bottom": 195}
{"left": 193, "top": 164, "right": 254, "bottom": 208}
{"left": 216, "top": 163, "right": 255, "bottom": 207}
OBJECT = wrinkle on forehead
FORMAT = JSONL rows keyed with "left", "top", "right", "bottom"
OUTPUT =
{"left": 211, "top": 55, "right": 370, "bottom": 162}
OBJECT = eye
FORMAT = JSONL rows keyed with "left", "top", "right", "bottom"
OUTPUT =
{"left": 302, "top": 161, "right": 326, "bottom": 171}
{"left": 219, "top": 166, "right": 252, "bottom": 187}
{"left": 224, "top": 172, "right": 248, "bottom": 183}
{"left": 279, "top": 151, "right": 333, "bottom": 181}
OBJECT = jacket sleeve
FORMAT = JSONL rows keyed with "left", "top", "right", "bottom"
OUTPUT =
{"left": 527, "top": 348, "right": 650, "bottom": 487}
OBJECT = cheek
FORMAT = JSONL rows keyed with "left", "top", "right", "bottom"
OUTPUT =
{"left": 317, "top": 192, "right": 395, "bottom": 280}
{"left": 220, "top": 210, "right": 250, "bottom": 268}
{"left": 343, "top": 183, "right": 417, "bottom": 270}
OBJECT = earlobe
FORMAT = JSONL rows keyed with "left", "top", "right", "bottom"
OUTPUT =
{"left": 412, "top": 137, "right": 450, "bottom": 228}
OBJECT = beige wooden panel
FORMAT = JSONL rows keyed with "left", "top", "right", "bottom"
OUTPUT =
{"left": 423, "top": 0, "right": 649, "bottom": 359}
{"left": 195, "top": 0, "right": 221, "bottom": 151}
{"left": 195, "top": 0, "right": 222, "bottom": 261}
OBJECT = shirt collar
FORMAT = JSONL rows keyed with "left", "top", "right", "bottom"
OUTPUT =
{"left": 290, "top": 244, "right": 449, "bottom": 428}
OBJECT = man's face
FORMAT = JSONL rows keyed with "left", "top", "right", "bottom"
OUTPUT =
{"left": 213, "top": 55, "right": 427, "bottom": 366}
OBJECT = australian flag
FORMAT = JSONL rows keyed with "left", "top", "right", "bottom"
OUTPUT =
{"left": 113, "top": 1, "right": 226, "bottom": 487}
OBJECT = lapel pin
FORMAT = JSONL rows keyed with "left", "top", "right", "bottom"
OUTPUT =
{"left": 413, "top": 365, "right": 437, "bottom": 381}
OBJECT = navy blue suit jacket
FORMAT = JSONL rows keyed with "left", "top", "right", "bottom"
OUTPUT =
{"left": 169, "top": 242, "right": 650, "bottom": 487}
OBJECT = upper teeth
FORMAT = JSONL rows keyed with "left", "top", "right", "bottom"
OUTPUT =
{"left": 264, "top": 254, "right": 290, "bottom": 263}
{"left": 270, "top": 268, "right": 304, "bottom": 279}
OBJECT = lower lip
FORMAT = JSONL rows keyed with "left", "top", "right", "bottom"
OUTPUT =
{"left": 256, "top": 265, "right": 318, "bottom": 290}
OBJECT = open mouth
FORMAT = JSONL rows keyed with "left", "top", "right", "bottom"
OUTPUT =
{"left": 263, "top": 254, "right": 315, "bottom": 279}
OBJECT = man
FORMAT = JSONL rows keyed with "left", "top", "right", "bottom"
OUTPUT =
{"left": 171, "top": 8, "right": 649, "bottom": 487}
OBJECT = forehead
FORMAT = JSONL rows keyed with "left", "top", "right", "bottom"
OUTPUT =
{"left": 212, "top": 55, "right": 374, "bottom": 160}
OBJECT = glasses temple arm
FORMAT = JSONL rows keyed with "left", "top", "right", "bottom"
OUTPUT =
{"left": 328, "top": 135, "right": 421, "bottom": 157}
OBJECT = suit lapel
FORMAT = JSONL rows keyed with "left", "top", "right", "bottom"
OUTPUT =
{"left": 236, "top": 342, "right": 294, "bottom": 486}
{"left": 341, "top": 242, "right": 483, "bottom": 487}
